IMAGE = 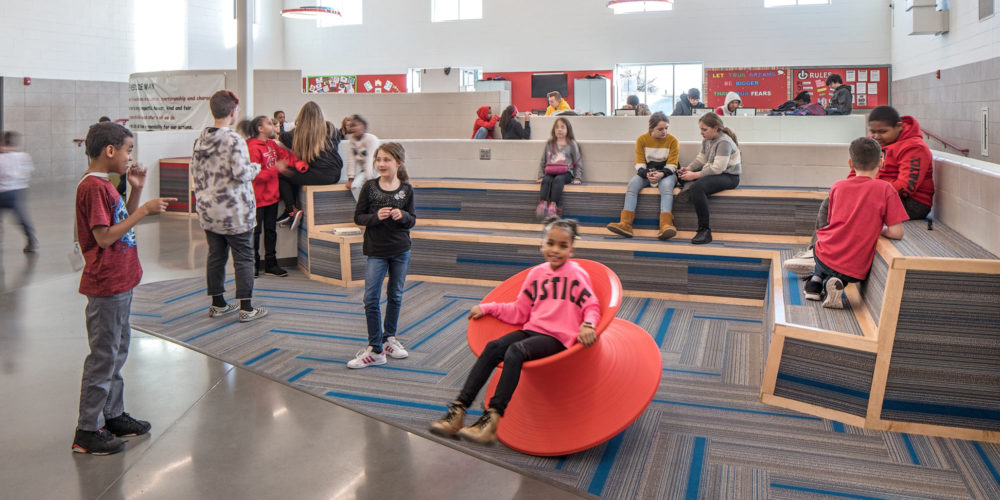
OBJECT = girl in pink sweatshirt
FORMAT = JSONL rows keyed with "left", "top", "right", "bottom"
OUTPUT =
{"left": 429, "top": 217, "right": 601, "bottom": 444}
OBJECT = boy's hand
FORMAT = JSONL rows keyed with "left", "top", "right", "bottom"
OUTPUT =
{"left": 467, "top": 305, "right": 484, "bottom": 320}
{"left": 143, "top": 197, "right": 177, "bottom": 215}
{"left": 377, "top": 207, "right": 392, "bottom": 220}
{"left": 578, "top": 323, "right": 596, "bottom": 346}
{"left": 127, "top": 164, "right": 147, "bottom": 188}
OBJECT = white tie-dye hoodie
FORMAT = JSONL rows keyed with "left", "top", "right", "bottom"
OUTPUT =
{"left": 190, "top": 127, "right": 260, "bottom": 235}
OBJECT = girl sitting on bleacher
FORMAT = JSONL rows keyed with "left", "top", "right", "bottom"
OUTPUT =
{"left": 676, "top": 113, "right": 742, "bottom": 245}
{"left": 535, "top": 118, "right": 583, "bottom": 218}
{"left": 607, "top": 112, "right": 680, "bottom": 240}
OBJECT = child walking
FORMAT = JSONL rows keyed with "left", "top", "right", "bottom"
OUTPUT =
{"left": 348, "top": 142, "right": 416, "bottom": 369}
{"left": 429, "top": 218, "right": 600, "bottom": 443}
{"left": 0, "top": 131, "right": 39, "bottom": 252}
{"left": 240, "top": 115, "right": 306, "bottom": 277}
{"left": 346, "top": 114, "right": 379, "bottom": 201}
{"left": 535, "top": 118, "right": 583, "bottom": 218}
{"left": 73, "top": 122, "right": 175, "bottom": 454}
{"left": 191, "top": 90, "right": 267, "bottom": 322}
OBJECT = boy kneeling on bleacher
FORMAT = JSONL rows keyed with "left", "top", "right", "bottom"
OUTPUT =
{"left": 805, "top": 137, "right": 907, "bottom": 309}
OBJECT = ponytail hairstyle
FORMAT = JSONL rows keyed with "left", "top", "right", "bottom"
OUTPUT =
{"left": 698, "top": 112, "right": 739, "bottom": 148}
{"left": 374, "top": 141, "right": 409, "bottom": 182}
{"left": 292, "top": 101, "right": 327, "bottom": 163}
{"left": 541, "top": 216, "right": 580, "bottom": 241}
{"left": 498, "top": 105, "right": 516, "bottom": 130}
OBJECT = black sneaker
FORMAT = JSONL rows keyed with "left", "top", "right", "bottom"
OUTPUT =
{"left": 264, "top": 265, "right": 288, "bottom": 277}
{"left": 691, "top": 227, "right": 712, "bottom": 245}
{"left": 72, "top": 428, "right": 125, "bottom": 455}
{"left": 105, "top": 412, "right": 151, "bottom": 437}
{"left": 804, "top": 276, "right": 823, "bottom": 301}
{"left": 276, "top": 212, "right": 293, "bottom": 227}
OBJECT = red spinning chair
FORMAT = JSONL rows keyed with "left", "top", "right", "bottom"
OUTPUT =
{"left": 466, "top": 259, "right": 662, "bottom": 456}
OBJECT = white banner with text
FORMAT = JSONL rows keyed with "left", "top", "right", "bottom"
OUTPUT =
{"left": 128, "top": 73, "right": 226, "bottom": 131}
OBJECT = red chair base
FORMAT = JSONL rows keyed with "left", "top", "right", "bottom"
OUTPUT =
{"left": 484, "top": 318, "right": 662, "bottom": 456}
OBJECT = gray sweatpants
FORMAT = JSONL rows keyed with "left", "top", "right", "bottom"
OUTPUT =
{"left": 77, "top": 290, "right": 133, "bottom": 431}
{"left": 205, "top": 229, "right": 255, "bottom": 300}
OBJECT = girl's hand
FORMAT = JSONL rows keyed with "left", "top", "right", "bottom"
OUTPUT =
{"left": 647, "top": 171, "right": 664, "bottom": 182}
{"left": 525, "top": 112, "right": 532, "bottom": 121}
{"left": 390, "top": 208, "right": 403, "bottom": 220}
{"left": 127, "top": 164, "right": 147, "bottom": 189}
{"left": 578, "top": 323, "right": 596, "bottom": 346}
{"left": 571, "top": 179, "right": 582, "bottom": 185}
{"left": 468, "top": 305, "right": 484, "bottom": 320}
{"left": 377, "top": 207, "right": 392, "bottom": 220}
{"left": 536, "top": 178, "right": 543, "bottom": 184}
{"left": 347, "top": 177, "right": 354, "bottom": 185}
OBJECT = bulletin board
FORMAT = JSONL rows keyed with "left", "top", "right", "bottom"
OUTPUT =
{"left": 704, "top": 67, "right": 790, "bottom": 110}
{"left": 356, "top": 74, "right": 406, "bottom": 93}
{"left": 304, "top": 75, "right": 358, "bottom": 94}
{"left": 792, "top": 66, "right": 891, "bottom": 109}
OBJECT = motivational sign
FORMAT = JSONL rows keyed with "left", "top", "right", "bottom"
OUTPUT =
{"left": 705, "top": 67, "right": 790, "bottom": 110}
{"left": 128, "top": 73, "right": 226, "bottom": 131}
{"left": 792, "top": 66, "right": 890, "bottom": 109}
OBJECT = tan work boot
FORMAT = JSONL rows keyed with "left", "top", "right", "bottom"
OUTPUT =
{"left": 606, "top": 210, "right": 635, "bottom": 238}
{"left": 657, "top": 212, "right": 677, "bottom": 240}
{"left": 457, "top": 408, "right": 501, "bottom": 443}
{"left": 429, "top": 403, "right": 466, "bottom": 437}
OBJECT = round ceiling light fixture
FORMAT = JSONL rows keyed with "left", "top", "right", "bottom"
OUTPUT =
{"left": 280, "top": 6, "right": 342, "bottom": 19}
{"left": 607, "top": 0, "right": 673, "bottom": 14}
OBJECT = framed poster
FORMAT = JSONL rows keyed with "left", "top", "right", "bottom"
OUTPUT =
{"left": 704, "top": 67, "right": 790, "bottom": 110}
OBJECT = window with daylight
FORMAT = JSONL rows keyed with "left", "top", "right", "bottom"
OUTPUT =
{"left": 764, "top": 0, "right": 829, "bottom": 7}
{"left": 614, "top": 62, "right": 703, "bottom": 114}
{"left": 432, "top": 0, "right": 483, "bottom": 22}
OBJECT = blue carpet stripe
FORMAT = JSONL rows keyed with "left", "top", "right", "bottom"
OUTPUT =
{"left": 184, "top": 321, "right": 238, "bottom": 342}
{"left": 685, "top": 437, "right": 707, "bottom": 500}
{"left": 689, "top": 266, "right": 769, "bottom": 279}
{"left": 635, "top": 297, "right": 651, "bottom": 323}
{"left": 770, "top": 483, "right": 887, "bottom": 500}
{"left": 163, "top": 278, "right": 233, "bottom": 304}
{"left": 271, "top": 329, "right": 362, "bottom": 342}
{"left": 254, "top": 287, "right": 349, "bottom": 297}
{"left": 245, "top": 348, "right": 280, "bottom": 366}
{"left": 287, "top": 368, "right": 313, "bottom": 383}
{"left": 652, "top": 398, "right": 822, "bottom": 420}
{"left": 416, "top": 205, "right": 462, "bottom": 212}
{"left": 267, "top": 304, "right": 365, "bottom": 315}
{"left": 831, "top": 421, "right": 846, "bottom": 433}
{"left": 901, "top": 434, "right": 920, "bottom": 465}
{"left": 399, "top": 299, "right": 459, "bottom": 335}
{"left": 442, "top": 295, "right": 486, "bottom": 301}
{"left": 692, "top": 314, "right": 761, "bottom": 324}
{"left": 456, "top": 257, "right": 535, "bottom": 267}
{"left": 410, "top": 311, "right": 467, "bottom": 349}
{"left": 663, "top": 367, "right": 721, "bottom": 377}
{"left": 972, "top": 442, "right": 1000, "bottom": 487}
{"left": 881, "top": 400, "right": 1000, "bottom": 421}
{"left": 255, "top": 294, "right": 360, "bottom": 306}
{"left": 324, "top": 390, "right": 481, "bottom": 415}
{"left": 130, "top": 312, "right": 162, "bottom": 318}
{"left": 164, "top": 307, "right": 211, "bottom": 324}
{"left": 297, "top": 356, "right": 447, "bottom": 376}
{"left": 633, "top": 251, "right": 763, "bottom": 265}
{"left": 776, "top": 373, "right": 870, "bottom": 400}
{"left": 655, "top": 308, "right": 675, "bottom": 346}
{"left": 587, "top": 433, "right": 625, "bottom": 496}
{"left": 785, "top": 271, "right": 803, "bottom": 306}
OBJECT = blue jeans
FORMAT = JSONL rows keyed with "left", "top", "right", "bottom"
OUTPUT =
{"left": 624, "top": 173, "right": 677, "bottom": 212}
{"left": 363, "top": 250, "right": 411, "bottom": 353}
{"left": 473, "top": 127, "right": 489, "bottom": 139}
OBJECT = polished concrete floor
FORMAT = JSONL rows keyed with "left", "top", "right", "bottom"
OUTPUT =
{"left": 0, "top": 180, "right": 588, "bottom": 500}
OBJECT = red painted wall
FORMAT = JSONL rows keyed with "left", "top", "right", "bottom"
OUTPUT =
{"left": 481, "top": 70, "right": 613, "bottom": 113}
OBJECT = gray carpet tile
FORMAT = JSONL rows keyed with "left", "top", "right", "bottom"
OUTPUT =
{"left": 131, "top": 272, "right": 1000, "bottom": 499}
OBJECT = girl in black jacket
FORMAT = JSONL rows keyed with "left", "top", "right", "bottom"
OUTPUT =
{"left": 498, "top": 105, "right": 531, "bottom": 140}
{"left": 276, "top": 101, "right": 343, "bottom": 229}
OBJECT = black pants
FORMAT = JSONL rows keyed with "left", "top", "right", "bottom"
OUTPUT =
{"left": 278, "top": 168, "right": 341, "bottom": 213}
{"left": 253, "top": 203, "right": 278, "bottom": 267}
{"left": 539, "top": 173, "right": 573, "bottom": 206}
{"left": 456, "top": 330, "right": 565, "bottom": 415}
{"left": 204, "top": 230, "right": 254, "bottom": 300}
{"left": 688, "top": 173, "right": 740, "bottom": 229}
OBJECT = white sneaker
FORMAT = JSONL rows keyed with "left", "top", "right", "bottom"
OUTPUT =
{"left": 238, "top": 307, "right": 269, "bottom": 322}
{"left": 347, "top": 346, "right": 387, "bottom": 369}
{"left": 209, "top": 303, "right": 239, "bottom": 317}
{"left": 782, "top": 247, "right": 815, "bottom": 275}
{"left": 383, "top": 336, "right": 409, "bottom": 359}
{"left": 823, "top": 278, "right": 845, "bottom": 309}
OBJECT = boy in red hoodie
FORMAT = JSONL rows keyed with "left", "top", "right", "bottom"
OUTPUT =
{"left": 241, "top": 115, "right": 306, "bottom": 277}
{"left": 472, "top": 106, "right": 500, "bottom": 139}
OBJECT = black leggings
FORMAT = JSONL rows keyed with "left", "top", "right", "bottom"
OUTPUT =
{"left": 539, "top": 173, "right": 573, "bottom": 206}
{"left": 456, "top": 330, "right": 565, "bottom": 415}
{"left": 278, "top": 169, "right": 340, "bottom": 213}
{"left": 688, "top": 173, "right": 740, "bottom": 229}
{"left": 253, "top": 203, "right": 278, "bottom": 266}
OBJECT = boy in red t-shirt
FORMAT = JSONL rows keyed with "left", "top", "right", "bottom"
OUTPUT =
{"left": 72, "top": 122, "right": 174, "bottom": 455}
{"left": 804, "top": 137, "right": 908, "bottom": 309}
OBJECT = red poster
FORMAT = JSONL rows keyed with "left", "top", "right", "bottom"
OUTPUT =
{"left": 705, "top": 67, "right": 790, "bottom": 111}
{"left": 356, "top": 74, "right": 407, "bottom": 93}
{"left": 792, "top": 66, "right": 890, "bottom": 109}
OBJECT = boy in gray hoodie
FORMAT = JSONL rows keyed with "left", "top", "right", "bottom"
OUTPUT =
{"left": 825, "top": 74, "right": 853, "bottom": 115}
{"left": 190, "top": 90, "right": 267, "bottom": 322}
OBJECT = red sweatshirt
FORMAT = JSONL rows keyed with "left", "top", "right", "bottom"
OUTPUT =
{"left": 478, "top": 261, "right": 601, "bottom": 348}
{"left": 849, "top": 116, "right": 934, "bottom": 207}
{"left": 246, "top": 138, "right": 306, "bottom": 206}
{"left": 472, "top": 106, "right": 500, "bottom": 139}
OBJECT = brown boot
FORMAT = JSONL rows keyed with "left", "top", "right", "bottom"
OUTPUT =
{"left": 657, "top": 212, "right": 677, "bottom": 241}
{"left": 429, "top": 403, "right": 466, "bottom": 437}
{"left": 606, "top": 210, "right": 635, "bottom": 238}
{"left": 457, "top": 408, "right": 501, "bottom": 443}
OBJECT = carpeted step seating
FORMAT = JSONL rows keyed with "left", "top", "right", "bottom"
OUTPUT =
{"left": 761, "top": 220, "right": 1000, "bottom": 443}
{"left": 465, "top": 259, "right": 662, "bottom": 456}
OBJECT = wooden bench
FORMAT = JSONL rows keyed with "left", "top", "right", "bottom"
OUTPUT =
{"left": 761, "top": 219, "right": 1000, "bottom": 443}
